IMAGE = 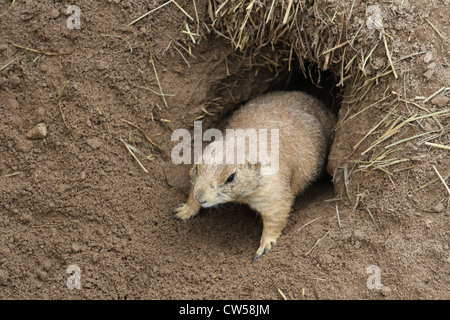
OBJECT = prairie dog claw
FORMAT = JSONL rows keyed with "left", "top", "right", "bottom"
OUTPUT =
{"left": 253, "top": 239, "right": 276, "bottom": 260}
{"left": 173, "top": 203, "right": 199, "bottom": 221}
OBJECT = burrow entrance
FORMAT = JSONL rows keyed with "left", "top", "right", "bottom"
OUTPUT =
{"left": 203, "top": 53, "right": 342, "bottom": 196}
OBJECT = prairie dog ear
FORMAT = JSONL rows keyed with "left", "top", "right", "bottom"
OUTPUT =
{"left": 246, "top": 160, "right": 261, "bottom": 171}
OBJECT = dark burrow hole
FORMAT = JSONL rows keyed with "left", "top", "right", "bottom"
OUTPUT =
{"left": 267, "top": 60, "right": 342, "bottom": 116}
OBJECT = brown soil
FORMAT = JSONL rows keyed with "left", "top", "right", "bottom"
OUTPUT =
{"left": 0, "top": 0, "right": 449, "bottom": 300}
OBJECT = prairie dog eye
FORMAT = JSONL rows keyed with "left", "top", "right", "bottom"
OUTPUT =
{"left": 225, "top": 172, "right": 236, "bottom": 184}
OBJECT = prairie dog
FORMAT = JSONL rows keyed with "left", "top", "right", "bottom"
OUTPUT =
{"left": 173, "top": 91, "right": 336, "bottom": 260}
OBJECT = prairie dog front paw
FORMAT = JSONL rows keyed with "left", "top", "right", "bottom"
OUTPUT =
{"left": 173, "top": 203, "right": 199, "bottom": 221}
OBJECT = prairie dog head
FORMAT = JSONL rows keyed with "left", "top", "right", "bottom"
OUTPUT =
{"left": 190, "top": 139, "right": 262, "bottom": 208}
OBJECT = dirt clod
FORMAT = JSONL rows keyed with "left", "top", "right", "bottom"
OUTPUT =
{"left": 380, "top": 286, "right": 392, "bottom": 296}
{"left": 424, "top": 69, "right": 434, "bottom": 80}
{"left": 86, "top": 138, "right": 102, "bottom": 149}
{"left": 353, "top": 230, "right": 364, "bottom": 240}
{"left": 49, "top": 9, "right": 60, "bottom": 19}
{"left": 423, "top": 52, "right": 433, "bottom": 63}
{"left": 433, "top": 203, "right": 444, "bottom": 213}
{"left": 36, "top": 108, "right": 46, "bottom": 123}
{"left": 430, "top": 96, "right": 449, "bottom": 108}
{"left": 37, "top": 271, "right": 48, "bottom": 281}
{"left": 26, "top": 123, "right": 47, "bottom": 140}
{"left": 43, "top": 260, "right": 52, "bottom": 272}
{"left": 71, "top": 244, "right": 81, "bottom": 253}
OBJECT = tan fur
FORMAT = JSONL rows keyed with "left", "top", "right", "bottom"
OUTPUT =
{"left": 173, "top": 91, "right": 336, "bottom": 259}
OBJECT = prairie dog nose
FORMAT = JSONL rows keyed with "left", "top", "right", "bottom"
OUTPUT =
{"left": 195, "top": 193, "right": 206, "bottom": 205}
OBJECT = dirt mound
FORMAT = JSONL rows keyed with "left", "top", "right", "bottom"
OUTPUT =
{"left": 0, "top": 0, "right": 448, "bottom": 299}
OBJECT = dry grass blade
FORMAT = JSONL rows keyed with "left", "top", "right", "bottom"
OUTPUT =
{"left": 348, "top": 0, "right": 357, "bottom": 21}
{"left": 344, "top": 162, "right": 352, "bottom": 202}
{"left": 353, "top": 114, "right": 389, "bottom": 150}
{"left": 0, "top": 57, "right": 18, "bottom": 71}
{"left": 192, "top": 0, "right": 200, "bottom": 35}
{"left": 120, "top": 139, "right": 153, "bottom": 160}
{"left": 56, "top": 81, "right": 71, "bottom": 130}
{"left": 119, "top": 138, "right": 149, "bottom": 173}
{"left": 413, "top": 171, "right": 450, "bottom": 193}
{"left": 146, "top": 43, "right": 169, "bottom": 108}
{"left": 13, "top": 43, "right": 73, "bottom": 56}
{"left": 366, "top": 209, "right": 379, "bottom": 230}
{"left": 163, "top": 168, "right": 188, "bottom": 196}
{"left": 418, "top": 130, "right": 448, "bottom": 145}
{"left": 283, "top": 0, "right": 293, "bottom": 24}
{"left": 121, "top": 119, "right": 166, "bottom": 155}
{"left": 58, "top": 99, "right": 71, "bottom": 131}
{"left": 358, "top": 158, "right": 410, "bottom": 170}
{"left": 277, "top": 287, "right": 288, "bottom": 300}
{"left": 382, "top": 33, "right": 398, "bottom": 79}
{"left": 215, "top": 0, "right": 230, "bottom": 15}
{"left": 337, "top": 94, "right": 392, "bottom": 129}
{"left": 411, "top": 108, "right": 450, "bottom": 120}
{"left": 138, "top": 85, "right": 175, "bottom": 97}
{"left": 425, "top": 142, "right": 450, "bottom": 151}
{"left": 101, "top": 33, "right": 133, "bottom": 56}
{"left": 432, "top": 165, "right": 450, "bottom": 196}
{"left": 1, "top": 172, "right": 21, "bottom": 178}
{"left": 241, "top": 0, "right": 256, "bottom": 31}
{"left": 294, "top": 217, "right": 321, "bottom": 235}
{"left": 305, "top": 229, "right": 331, "bottom": 257}
{"left": 172, "top": 45, "right": 191, "bottom": 68}
{"left": 336, "top": 205, "right": 341, "bottom": 229}
{"left": 424, "top": 18, "right": 446, "bottom": 40}
{"left": 337, "top": 47, "right": 346, "bottom": 87}
{"left": 173, "top": 0, "right": 194, "bottom": 21}
{"left": 288, "top": 42, "right": 294, "bottom": 72}
{"left": 423, "top": 86, "right": 446, "bottom": 103}
{"left": 398, "top": 98, "right": 429, "bottom": 112}
{"left": 166, "top": 33, "right": 196, "bottom": 58}
{"left": 361, "top": 42, "right": 379, "bottom": 75}
{"left": 321, "top": 40, "right": 349, "bottom": 55}
{"left": 395, "top": 51, "right": 427, "bottom": 63}
{"left": 266, "top": 0, "right": 276, "bottom": 23}
{"left": 385, "top": 132, "right": 430, "bottom": 149}
{"left": 184, "top": 21, "right": 197, "bottom": 43}
{"left": 128, "top": 0, "right": 174, "bottom": 26}
{"left": 235, "top": 0, "right": 256, "bottom": 49}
